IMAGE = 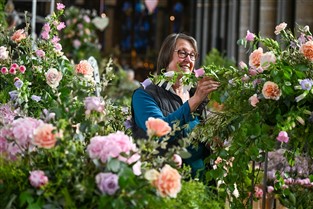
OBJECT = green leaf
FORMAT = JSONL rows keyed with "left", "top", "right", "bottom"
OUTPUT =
{"left": 107, "top": 158, "right": 121, "bottom": 172}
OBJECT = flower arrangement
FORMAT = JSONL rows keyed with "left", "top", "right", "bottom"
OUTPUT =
{"left": 0, "top": 3, "right": 224, "bottom": 209}
{"left": 203, "top": 23, "right": 313, "bottom": 208}
{"left": 148, "top": 22, "right": 313, "bottom": 208}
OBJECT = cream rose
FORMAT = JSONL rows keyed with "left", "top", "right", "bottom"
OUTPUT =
{"left": 45, "top": 68, "right": 63, "bottom": 88}
{"left": 260, "top": 51, "right": 276, "bottom": 69}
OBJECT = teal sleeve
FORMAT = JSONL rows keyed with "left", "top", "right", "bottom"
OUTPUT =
{"left": 132, "top": 88, "right": 198, "bottom": 132}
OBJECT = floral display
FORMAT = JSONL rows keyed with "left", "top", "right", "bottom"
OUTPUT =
{"left": 148, "top": 22, "right": 313, "bottom": 208}
{"left": 0, "top": 4, "right": 225, "bottom": 209}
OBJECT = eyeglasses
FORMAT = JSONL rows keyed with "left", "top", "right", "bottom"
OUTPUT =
{"left": 174, "top": 50, "right": 198, "bottom": 61}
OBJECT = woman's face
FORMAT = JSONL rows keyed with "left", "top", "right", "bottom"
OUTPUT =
{"left": 167, "top": 38, "right": 196, "bottom": 73}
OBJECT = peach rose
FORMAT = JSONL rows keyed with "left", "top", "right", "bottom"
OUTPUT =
{"left": 262, "top": 81, "right": 281, "bottom": 100}
{"left": 75, "top": 60, "right": 94, "bottom": 77}
{"left": 145, "top": 117, "right": 171, "bottom": 137}
{"left": 300, "top": 40, "right": 313, "bottom": 61}
{"left": 32, "top": 124, "right": 59, "bottom": 149}
{"left": 152, "top": 164, "right": 181, "bottom": 198}
{"left": 249, "top": 47, "right": 263, "bottom": 68}
{"left": 11, "top": 29, "right": 27, "bottom": 42}
{"left": 45, "top": 68, "right": 63, "bottom": 88}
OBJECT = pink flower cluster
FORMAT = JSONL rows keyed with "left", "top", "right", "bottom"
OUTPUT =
{"left": 0, "top": 116, "right": 60, "bottom": 160}
{"left": 1, "top": 63, "right": 26, "bottom": 75}
{"left": 86, "top": 131, "right": 139, "bottom": 164}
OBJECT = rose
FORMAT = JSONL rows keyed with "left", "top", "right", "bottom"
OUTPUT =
{"left": 95, "top": 172, "right": 119, "bottom": 195}
{"left": 300, "top": 40, "right": 313, "bottom": 61}
{"left": 75, "top": 60, "right": 94, "bottom": 77}
{"left": 260, "top": 51, "right": 276, "bottom": 69}
{"left": 11, "top": 117, "right": 43, "bottom": 148}
{"left": 249, "top": 47, "right": 263, "bottom": 68}
{"left": 45, "top": 68, "right": 63, "bottom": 88}
{"left": 11, "top": 29, "right": 27, "bottom": 42}
{"left": 145, "top": 117, "right": 172, "bottom": 137}
{"left": 32, "top": 123, "right": 59, "bottom": 149}
{"left": 29, "top": 170, "right": 49, "bottom": 188}
{"left": 248, "top": 94, "right": 259, "bottom": 107}
{"left": 274, "top": 22, "right": 287, "bottom": 35}
{"left": 84, "top": 96, "right": 105, "bottom": 115}
{"left": 35, "top": 49, "right": 46, "bottom": 58}
{"left": 151, "top": 164, "right": 181, "bottom": 198}
{"left": 262, "top": 81, "right": 281, "bottom": 100}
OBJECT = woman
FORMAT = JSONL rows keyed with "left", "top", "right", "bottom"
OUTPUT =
{"left": 131, "top": 33, "right": 220, "bottom": 178}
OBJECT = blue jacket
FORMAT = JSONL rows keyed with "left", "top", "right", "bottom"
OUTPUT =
{"left": 131, "top": 83, "right": 209, "bottom": 178}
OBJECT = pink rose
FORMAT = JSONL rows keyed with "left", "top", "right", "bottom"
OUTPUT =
{"left": 84, "top": 96, "right": 105, "bottom": 115}
{"left": 249, "top": 47, "right": 263, "bottom": 68}
{"left": 300, "top": 40, "right": 313, "bottom": 61}
{"left": 11, "top": 117, "right": 43, "bottom": 148}
{"left": 254, "top": 186, "right": 263, "bottom": 199}
{"left": 245, "top": 30, "right": 255, "bottom": 42}
{"left": 86, "top": 136, "right": 106, "bottom": 159}
{"left": 75, "top": 60, "right": 94, "bottom": 77}
{"left": 276, "top": 131, "right": 289, "bottom": 143}
{"left": 262, "top": 81, "right": 281, "bottom": 100}
{"left": 45, "top": 68, "right": 63, "bottom": 88}
{"left": 35, "top": 49, "right": 46, "bottom": 58}
{"left": 11, "top": 29, "right": 27, "bottom": 42}
{"left": 29, "top": 170, "right": 48, "bottom": 188}
{"left": 145, "top": 117, "right": 172, "bottom": 137}
{"left": 274, "top": 22, "right": 287, "bottom": 35}
{"left": 248, "top": 94, "right": 259, "bottom": 107}
{"left": 260, "top": 51, "right": 276, "bottom": 69}
{"left": 32, "top": 123, "right": 59, "bottom": 149}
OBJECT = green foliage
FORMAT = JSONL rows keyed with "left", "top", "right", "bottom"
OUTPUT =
{"left": 202, "top": 48, "right": 236, "bottom": 68}
{"left": 164, "top": 180, "right": 224, "bottom": 209}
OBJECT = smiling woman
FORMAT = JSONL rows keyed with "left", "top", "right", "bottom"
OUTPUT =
{"left": 131, "top": 33, "right": 220, "bottom": 179}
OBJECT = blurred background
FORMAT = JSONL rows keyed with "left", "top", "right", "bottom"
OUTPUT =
{"left": 3, "top": 0, "right": 313, "bottom": 82}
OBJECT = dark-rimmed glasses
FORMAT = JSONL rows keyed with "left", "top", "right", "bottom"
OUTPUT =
{"left": 174, "top": 50, "right": 198, "bottom": 61}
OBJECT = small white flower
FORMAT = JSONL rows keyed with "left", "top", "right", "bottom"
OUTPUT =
{"left": 164, "top": 71, "right": 175, "bottom": 77}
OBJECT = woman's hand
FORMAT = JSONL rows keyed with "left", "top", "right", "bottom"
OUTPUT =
{"left": 188, "top": 76, "right": 220, "bottom": 112}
